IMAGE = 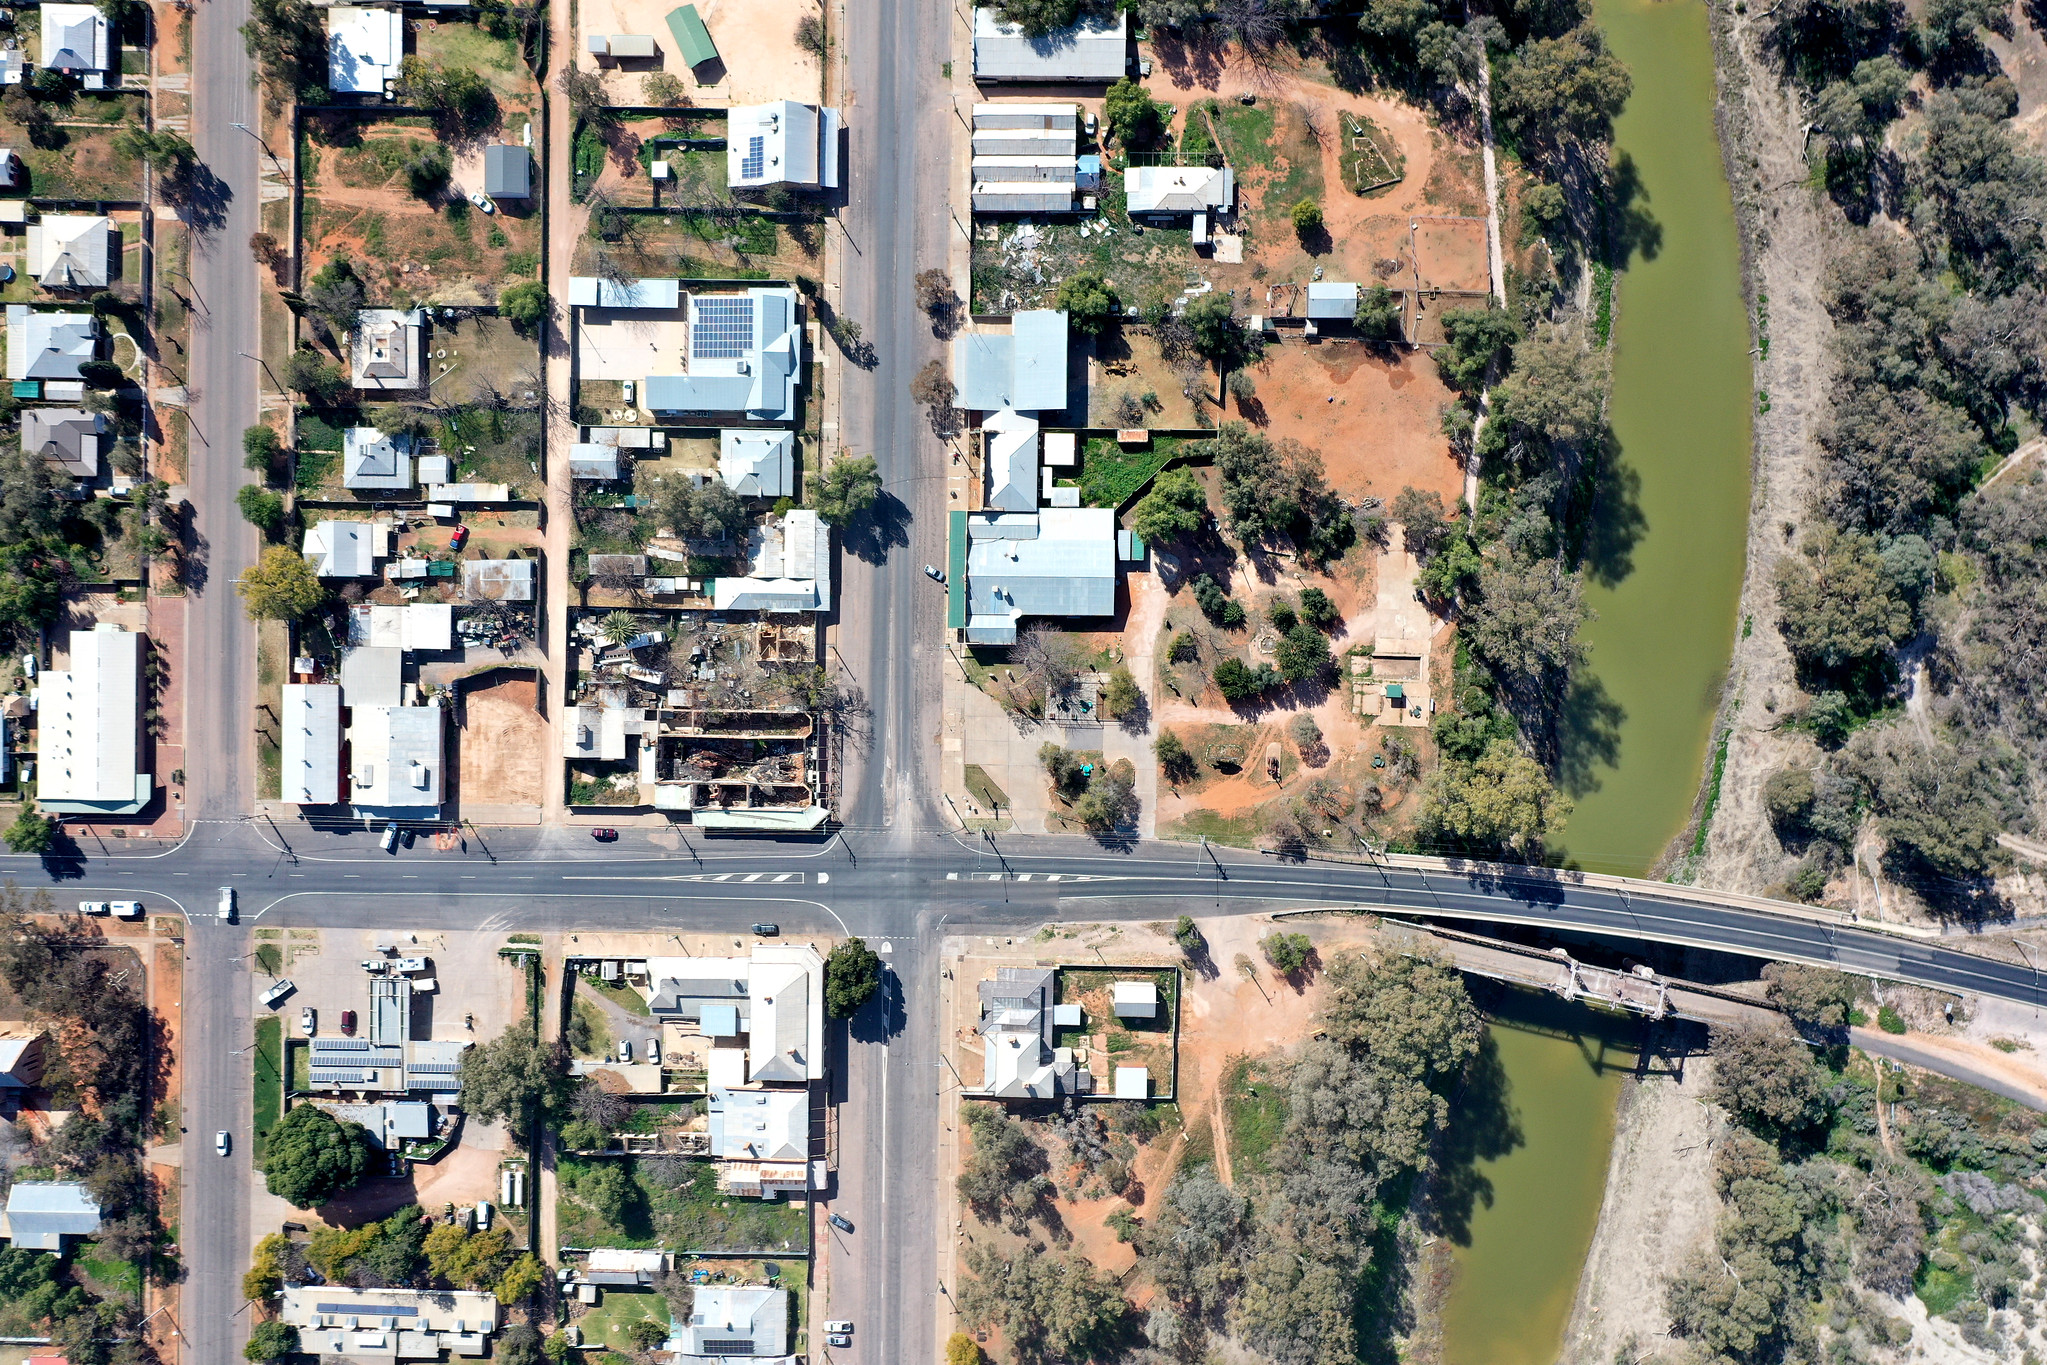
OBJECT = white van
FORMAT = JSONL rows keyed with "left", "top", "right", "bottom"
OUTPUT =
{"left": 381, "top": 826, "right": 400, "bottom": 853}
{"left": 110, "top": 901, "right": 142, "bottom": 920}
{"left": 217, "top": 887, "right": 235, "bottom": 922}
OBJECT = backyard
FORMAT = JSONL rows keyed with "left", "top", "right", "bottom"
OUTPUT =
{"left": 1055, "top": 966, "right": 1179, "bottom": 1093}
{"left": 0, "top": 92, "right": 148, "bottom": 200}
{"left": 555, "top": 1155, "right": 810, "bottom": 1252}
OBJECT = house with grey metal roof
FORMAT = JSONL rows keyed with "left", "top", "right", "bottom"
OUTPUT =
{"left": 304, "top": 520, "right": 377, "bottom": 578}
{"left": 964, "top": 506, "right": 1116, "bottom": 645}
{"left": 280, "top": 682, "right": 343, "bottom": 805}
{"left": 5, "top": 306, "right": 99, "bottom": 382}
{"left": 952, "top": 309, "right": 1068, "bottom": 414}
{"left": 712, "top": 508, "right": 831, "bottom": 612}
{"left": 644, "top": 287, "right": 803, "bottom": 423}
{"left": 348, "top": 702, "right": 444, "bottom": 819}
{"left": 1124, "top": 164, "right": 1235, "bottom": 215}
{"left": 2, "top": 1182, "right": 101, "bottom": 1251}
{"left": 1306, "top": 281, "right": 1361, "bottom": 319}
{"left": 677, "top": 1285, "right": 792, "bottom": 1362}
{"left": 22, "top": 407, "right": 108, "bottom": 480}
{"left": 718, "top": 429, "right": 793, "bottom": 498}
{"left": 27, "top": 215, "right": 112, "bottom": 291}
{"left": 983, "top": 407, "right": 1038, "bottom": 511}
{"left": 973, "top": 6, "right": 1127, "bottom": 81}
{"left": 971, "top": 966, "right": 1089, "bottom": 1099}
{"left": 482, "top": 144, "right": 531, "bottom": 200}
{"left": 282, "top": 1284, "right": 499, "bottom": 1359}
{"left": 707, "top": 1087, "right": 807, "bottom": 1162}
{"left": 568, "top": 443, "right": 623, "bottom": 480}
{"left": 343, "top": 426, "right": 414, "bottom": 491}
{"left": 39, "top": 5, "right": 110, "bottom": 84}
{"left": 566, "top": 276, "right": 684, "bottom": 310}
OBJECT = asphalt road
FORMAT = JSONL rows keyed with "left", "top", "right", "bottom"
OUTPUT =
{"left": 179, "top": 0, "right": 265, "bottom": 1354}
{"left": 828, "top": 0, "right": 956, "bottom": 1348}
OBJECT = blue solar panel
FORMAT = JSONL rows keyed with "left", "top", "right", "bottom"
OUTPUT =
{"left": 693, "top": 296, "right": 756, "bottom": 361}
{"left": 740, "top": 134, "right": 765, "bottom": 181}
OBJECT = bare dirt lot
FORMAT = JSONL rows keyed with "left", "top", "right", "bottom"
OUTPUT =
{"left": 1245, "top": 339, "right": 1465, "bottom": 507}
{"left": 575, "top": 0, "right": 823, "bottom": 106}
{"left": 457, "top": 677, "right": 548, "bottom": 808}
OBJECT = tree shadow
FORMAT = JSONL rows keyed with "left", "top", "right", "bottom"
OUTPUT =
{"left": 1599, "top": 152, "right": 1661, "bottom": 269}
{"left": 846, "top": 964, "right": 903, "bottom": 1044}
{"left": 836, "top": 489, "right": 910, "bottom": 565}
{"left": 172, "top": 162, "right": 233, "bottom": 238}
{"left": 1420, "top": 1029, "right": 1520, "bottom": 1246}
{"left": 1575, "top": 430, "right": 1646, "bottom": 590}
{"left": 1554, "top": 669, "right": 1624, "bottom": 802}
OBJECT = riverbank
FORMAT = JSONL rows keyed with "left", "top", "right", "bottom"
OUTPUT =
{"left": 1559, "top": 1049, "right": 1721, "bottom": 1365}
{"left": 1686, "top": 0, "right": 1842, "bottom": 895}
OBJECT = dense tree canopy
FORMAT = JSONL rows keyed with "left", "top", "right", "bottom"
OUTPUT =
{"left": 264, "top": 1103, "right": 374, "bottom": 1207}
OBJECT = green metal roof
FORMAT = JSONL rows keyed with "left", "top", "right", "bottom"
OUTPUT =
{"left": 666, "top": 5, "right": 718, "bottom": 66}
{"left": 10, "top": 381, "right": 38, "bottom": 399}
{"left": 947, "top": 510, "right": 968, "bottom": 629}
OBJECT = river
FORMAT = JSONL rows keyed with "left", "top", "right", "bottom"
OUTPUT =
{"left": 1555, "top": 0, "right": 1756, "bottom": 876}
{"left": 1438, "top": 989, "right": 1641, "bottom": 1365}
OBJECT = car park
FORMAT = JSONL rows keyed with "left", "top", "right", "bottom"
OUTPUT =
{"left": 828, "top": 1213, "right": 854, "bottom": 1233}
{"left": 77, "top": 901, "right": 109, "bottom": 916}
{"left": 217, "top": 887, "right": 235, "bottom": 922}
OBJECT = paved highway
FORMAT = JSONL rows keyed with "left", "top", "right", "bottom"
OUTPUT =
{"left": 178, "top": 0, "right": 265, "bottom": 1352}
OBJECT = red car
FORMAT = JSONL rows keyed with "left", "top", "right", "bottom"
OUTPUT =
{"left": 448, "top": 526, "right": 470, "bottom": 551}
{"left": 340, "top": 1010, "right": 357, "bottom": 1036}
{"left": 591, "top": 828, "right": 618, "bottom": 841}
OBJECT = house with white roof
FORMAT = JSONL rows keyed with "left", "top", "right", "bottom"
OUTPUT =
{"left": 5, "top": 306, "right": 99, "bottom": 383}
{"left": 343, "top": 427, "right": 414, "bottom": 491}
{"left": 280, "top": 683, "right": 343, "bottom": 806}
{"left": 39, "top": 5, "right": 110, "bottom": 84}
{"left": 726, "top": 100, "right": 841, "bottom": 191}
{"left": 970, "top": 965, "right": 1089, "bottom": 1099}
{"left": 982, "top": 407, "right": 1038, "bottom": 512}
{"left": 35, "top": 623, "right": 148, "bottom": 815}
{"left": 711, "top": 509, "right": 830, "bottom": 612}
{"left": 26, "top": 215, "right": 112, "bottom": 291}
{"left": 963, "top": 505, "right": 1116, "bottom": 644}
{"left": 304, "top": 520, "right": 378, "bottom": 578}
{"left": 566, "top": 277, "right": 684, "bottom": 310}
{"left": 350, "top": 308, "right": 425, "bottom": 391}
{"left": 972, "top": 6, "right": 1128, "bottom": 81}
{"left": 952, "top": 310, "right": 1068, "bottom": 415}
{"left": 348, "top": 702, "right": 445, "bottom": 818}
{"left": 281, "top": 1285, "right": 499, "bottom": 1360}
{"left": 568, "top": 443, "right": 623, "bottom": 480}
{"left": 1124, "top": 164, "right": 1235, "bottom": 215}
{"left": 1, "top": 1183, "right": 100, "bottom": 1251}
{"left": 718, "top": 429, "right": 793, "bottom": 498}
{"left": 326, "top": 6, "right": 405, "bottom": 95}
{"left": 643, "top": 287, "right": 803, "bottom": 424}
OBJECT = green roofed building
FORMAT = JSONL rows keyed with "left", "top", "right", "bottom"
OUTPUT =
{"left": 666, "top": 5, "right": 717, "bottom": 66}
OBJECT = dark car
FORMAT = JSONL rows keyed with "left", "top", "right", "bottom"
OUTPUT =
{"left": 591, "top": 828, "right": 618, "bottom": 841}
{"left": 828, "top": 1212, "right": 854, "bottom": 1234}
{"left": 752, "top": 922, "right": 780, "bottom": 936}
{"left": 448, "top": 525, "right": 470, "bottom": 551}
{"left": 340, "top": 1009, "right": 357, "bottom": 1036}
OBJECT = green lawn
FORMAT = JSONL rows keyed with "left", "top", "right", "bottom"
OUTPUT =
{"left": 584, "top": 976, "right": 651, "bottom": 1017}
{"left": 963, "top": 764, "right": 1010, "bottom": 811}
{"left": 575, "top": 1289, "right": 673, "bottom": 1353}
{"left": 1077, "top": 435, "right": 1187, "bottom": 509}
{"left": 76, "top": 1245, "right": 144, "bottom": 1304}
{"left": 1221, "top": 1054, "right": 1287, "bottom": 1178}
{"left": 252, "top": 1016, "right": 284, "bottom": 1162}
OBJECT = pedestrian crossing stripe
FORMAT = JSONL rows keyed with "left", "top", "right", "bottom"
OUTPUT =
{"left": 673, "top": 872, "right": 804, "bottom": 883}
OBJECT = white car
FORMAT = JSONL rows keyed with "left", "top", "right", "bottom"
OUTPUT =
{"left": 618, "top": 1039, "right": 633, "bottom": 1064}
{"left": 824, "top": 1321, "right": 854, "bottom": 1334}
{"left": 111, "top": 900, "right": 142, "bottom": 919}
{"left": 217, "top": 887, "right": 235, "bottom": 922}
{"left": 299, "top": 1007, "right": 316, "bottom": 1036}
{"left": 77, "top": 901, "right": 109, "bottom": 916}
{"left": 469, "top": 191, "right": 496, "bottom": 214}
{"left": 215, "top": 1131, "right": 231, "bottom": 1157}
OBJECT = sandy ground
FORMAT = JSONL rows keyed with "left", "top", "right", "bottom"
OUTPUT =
{"left": 576, "top": 0, "right": 823, "bottom": 106}
{"left": 458, "top": 678, "right": 548, "bottom": 809}
{"left": 1560, "top": 1053, "right": 1722, "bottom": 1365}
{"left": 1688, "top": 0, "right": 1841, "bottom": 895}
{"left": 1246, "top": 341, "right": 1464, "bottom": 508}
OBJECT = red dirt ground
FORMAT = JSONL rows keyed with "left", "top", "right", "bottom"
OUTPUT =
{"left": 1242, "top": 341, "right": 1466, "bottom": 507}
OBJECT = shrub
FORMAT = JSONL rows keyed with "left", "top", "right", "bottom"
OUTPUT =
{"left": 1266, "top": 598, "right": 1297, "bottom": 633}
{"left": 1877, "top": 1005, "right": 1907, "bottom": 1034}
{"left": 1172, "top": 915, "right": 1204, "bottom": 954}
{"left": 1154, "top": 728, "right": 1195, "bottom": 780}
{"left": 1212, "top": 656, "right": 1276, "bottom": 702}
{"left": 1104, "top": 665, "right": 1142, "bottom": 716}
{"left": 1290, "top": 197, "right": 1323, "bottom": 238}
{"left": 1298, "top": 586, "right": 1338, "bottom": 629}
{"left": 498, "top": 279, "right": 548, "bottom": 334}
{"left": 1275, "top": 623, "right": 1332, "bottom": 682}
{"left": 1261, "top": 931, "right": 1313, "bottom": 974}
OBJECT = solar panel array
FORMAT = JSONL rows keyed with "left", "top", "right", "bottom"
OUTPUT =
{"left": 692, "top": 296, "right": 756, "bottom": 361}
{"left": 740, "top": 134, "right": 766, "bottom": 180}
{"left": 700, "top": 1341, "right": 756, "bottom": 1357}
{"left": 316, "top": 1303, "right": 419, "bottom": 1317}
